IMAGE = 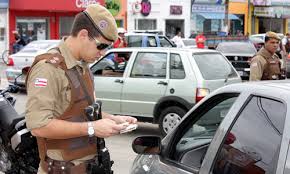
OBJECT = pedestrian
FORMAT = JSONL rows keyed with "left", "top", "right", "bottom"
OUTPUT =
{"left": 195, "top": 32, "right": 206, "bottom": 49}
{"left": 113, "top": 27, "right": 127, "bottom": 48}
{"left": 171, "top": 30, "right": 183, "bottom": 48}
{"left": 12, "top": 30, "right": 26, "bottom": 53}
{"left": 25, "top": 4, "right": 137, "bottom": 174}
{"left": 250, "top": 31, "right": 283, "bottom": 81}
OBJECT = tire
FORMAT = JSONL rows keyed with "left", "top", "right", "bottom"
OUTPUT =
{"left": 1, "top": 49, "right": 10, "bottom": 65}
{"left": 159, "top": 106, "right": 186, "bottom": 136}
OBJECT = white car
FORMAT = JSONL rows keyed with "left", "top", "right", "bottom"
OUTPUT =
{"left": 5, "top": 40, "right": 61, "bottom": 86}
{"left": 90, "top": 47, "right": 241, "bottom": 135}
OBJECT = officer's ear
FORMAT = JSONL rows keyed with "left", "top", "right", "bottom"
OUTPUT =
{"left": 77, "top": 29, "right": 89, "bottom": 41}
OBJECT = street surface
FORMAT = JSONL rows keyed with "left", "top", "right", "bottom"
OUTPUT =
{"left": 0, "top": 62, "right": 161, "bottom": 174}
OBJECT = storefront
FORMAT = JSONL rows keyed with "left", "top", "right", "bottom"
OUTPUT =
{"left": 127, "top": 0, "right": 191, "bottom": 38}
{"left": 252, "top": 0, "right": 290, "bottom": 34}
{"left": 190, "top": 0, "right": 247, "bottom": 36}
{"left": 9, "top": 0, "right": 127, "bottom": 47}
{"left": 0, "top": 0, "right": 8, "bottom": 52}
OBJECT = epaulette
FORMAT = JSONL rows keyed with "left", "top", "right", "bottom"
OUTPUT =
{"left": 44, "top": 53, "right": 65, "bottom": 68}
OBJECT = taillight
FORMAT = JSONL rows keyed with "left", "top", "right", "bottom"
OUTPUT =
{"left": 288, "top": 54, "right": 290, "bottom": 60}
{"left": 196, "top": 88, "right": 210, "bottom": 103}
{"left": 7, "top": 57, "right": 14, "bottom": 66}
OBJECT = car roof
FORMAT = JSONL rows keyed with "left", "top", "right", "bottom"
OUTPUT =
{"left": 125, "top": 33, "right": 158, "bottom": 36}
{"left": 107, "top": 47, "right": 218, "bottom": 53}
{"left": 217, "top": 41, "right": 253, "bottom": 46}
{"left": 216, "top": 80, "right": 290, "bottom": 97}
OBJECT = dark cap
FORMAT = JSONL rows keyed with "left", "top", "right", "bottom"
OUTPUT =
{"left": 83, "top": 4, "right": 118, "bottom": 42}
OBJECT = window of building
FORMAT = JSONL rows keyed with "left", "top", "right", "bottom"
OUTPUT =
{"left": 136, "top": 19, "right": 157, "bottom": 30}
{"left": 59, "top": 16, "right": 75, "bottom": 39}
{"left": 16, "top": 17, "right": 49, "bottom": 43}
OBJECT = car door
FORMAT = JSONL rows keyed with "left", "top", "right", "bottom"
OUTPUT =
{"left": 121, "top": 51, "right": 168, "bottom": 117}
{"left": 90, "top": 51, "right": 132, "bottom": 114}
{"left": 206, "top": 96, "right": 286, "bottom": 174}
{"left": 132, "top": 93, "right": 241, "bottom": 174}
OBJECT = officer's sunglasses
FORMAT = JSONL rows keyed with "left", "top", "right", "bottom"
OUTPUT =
{"left": 89, "top": 34, "right": 112, "bottom": 50}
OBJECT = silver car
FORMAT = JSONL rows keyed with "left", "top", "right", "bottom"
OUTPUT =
{"left": 90, "top": 47, "right": 241, "bottom": 135}
{"left": 5, "top": 40, "right": 60, "bottom": 85}
{"left": 131, "top": 80, "right": 290, "bottom": 174}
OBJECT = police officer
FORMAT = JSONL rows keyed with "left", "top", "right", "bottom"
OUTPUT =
{"left": 250, "top": 31, "right": 282, "bottom": 81}
{"left": 25, "top": 4, "right": 137, "bottom": 174}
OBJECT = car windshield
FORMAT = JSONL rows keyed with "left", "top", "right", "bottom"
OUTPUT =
{"left": 20, "top": 41, "right": 59, "bottom": 53}
{"left": 193, "top": 53, "right": 238, "bottom": 80}
{"left": 183, "top": 39, "right": 196, "bottom": 46}
{"left": 217, "top": 42, "right": 256, "bottom": 55}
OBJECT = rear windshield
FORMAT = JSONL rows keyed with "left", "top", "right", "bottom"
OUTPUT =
{"left": 217, "top": 42, "right": 257, "bottom": 55}
{"left": 183, "top": 39, "right": 196, "bottom": 46}
{"left": 193, "top": 53, "right": 238, "bottom": 80}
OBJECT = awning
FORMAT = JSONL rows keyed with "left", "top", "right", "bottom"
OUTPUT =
{"left": 198, "top": 13, "right": 239, "bottom": 20}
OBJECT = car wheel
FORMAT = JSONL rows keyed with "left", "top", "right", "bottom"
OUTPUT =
{"left": 159, "top": 106, "right": 186, "bottom": 136}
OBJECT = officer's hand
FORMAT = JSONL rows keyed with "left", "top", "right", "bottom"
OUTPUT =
{"left": 110, "top": 115, "right": 137, "bottom": 124}
{"left": 93, "top": 118, "right": 127, "bottom": 138}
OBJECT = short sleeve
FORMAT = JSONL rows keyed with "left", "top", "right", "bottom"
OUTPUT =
{"left": 250, "top": 56, "right": 265, "bottom": 81}
{"left": 25, "top": 60, "right": 62, "bottom": 129}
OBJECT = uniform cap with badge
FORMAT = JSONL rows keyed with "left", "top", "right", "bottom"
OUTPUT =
{"left": 83, "top": 4, "right": 118, "bottom": 42}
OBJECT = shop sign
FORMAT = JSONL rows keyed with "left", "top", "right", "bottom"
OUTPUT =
{"left": 282, "top": 7, "right": 290, "bottom": 18}
{"left": 141, "top": 0, "right": 151, "bottom": 16}
{"left": 192, "top": 4, "right": 225, "bottom": 13}
{"left": 271, "top": 0, "right": 290, "bottom": 6}
{"left": 191, "top": 0, "right": 225, "bottom": 4}
{"left": 251, "top": 0, "right": 271, "bottom": 6}
{"left": 254, "top": 7, "right": 275, "bottom": 17}
{"left": 170, "top": 5, "right": 182, "bottom": 15}
{"left": 75, "top": 0, "right": 99, "bottom": 8}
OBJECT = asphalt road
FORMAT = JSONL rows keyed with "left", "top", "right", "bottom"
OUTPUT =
{"left": 0, "top": 62, "right": 161, "bottom": 174}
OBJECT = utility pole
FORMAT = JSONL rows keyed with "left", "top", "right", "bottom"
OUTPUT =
{"left": 224, "top": 0, "right": 229, "bottom": 35}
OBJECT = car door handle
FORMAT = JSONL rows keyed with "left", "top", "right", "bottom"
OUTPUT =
{"left": 114, "top": 79, "right": 124, "bottom": 84}
{"left": 157, "top": 81, "right": 168, "bottom": 85}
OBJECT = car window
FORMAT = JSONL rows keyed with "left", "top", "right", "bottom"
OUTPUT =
{"left": 127, "top": 36, "right": 142, "bottom": 47}
{"left": 159, "top": 36, "right": 173, "bottom": 47}
{"left": 193, "top": 53, "right": 238, "bottom": 80}
{"left": 90, "top": 52, "right": 132, "bottom": 77}
{"left": 131, "top": 52, "right": 167, "bottom": 78}
{"left": 170, "top": 53, "right": 185, "bottom": 79}
{"left": 212, "top": 96, "right": 286, "bottom": 174}
{"left": 173, "top": 94, "right": 239, "bottom": 169}
{"left": 147, "top": 36, "right": 157, "bottom": 47}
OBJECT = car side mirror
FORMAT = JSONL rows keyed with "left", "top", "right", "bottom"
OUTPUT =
{"left": 132, "top": 136, "right": 161, "bottom": 155}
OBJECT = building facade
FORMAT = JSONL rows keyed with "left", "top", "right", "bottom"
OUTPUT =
{"left": 190, "top": 0, "right": 248, "bottom": 37}
{"left": 9, "top": 0, "right": 127, "bottom": 48}
{"left": 252, "top": 0, "right": 290, "bottom": 34}
{"left": 127, "top": 0, "right": 191, "bottom": 39}
{"left": 0, "top": 0, "right": 8, "bottom": 52}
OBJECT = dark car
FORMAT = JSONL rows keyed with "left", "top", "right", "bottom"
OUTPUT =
{"left": 131, "top": 80, "right": 289, "bottom": 174}
{"left": 216, "top": 42, "right": 257, "bottom": 80}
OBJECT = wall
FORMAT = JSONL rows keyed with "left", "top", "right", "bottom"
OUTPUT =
{"left": 127, "top": 0, "right": 191, "bottom": 38}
